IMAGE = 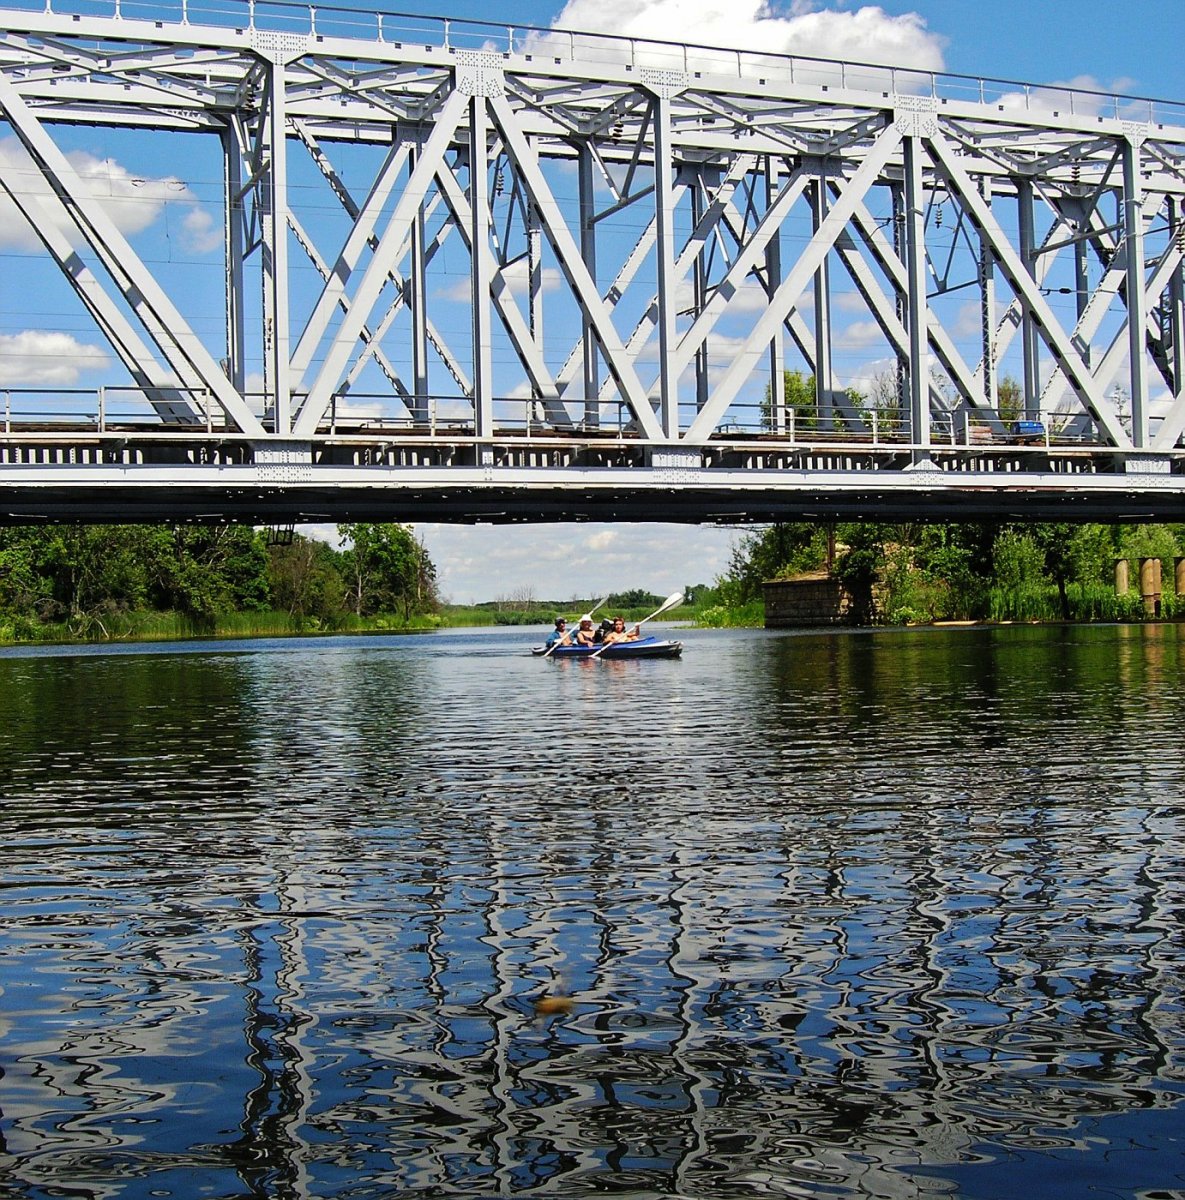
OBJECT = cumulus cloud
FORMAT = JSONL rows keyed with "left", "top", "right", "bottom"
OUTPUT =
{"left": 992, "top": 74, "right": 1139, "bottom": 118}
{"left": 0, "top": 136, "right": 219, "bottom": 255}
{"left": 0, "top": 330, "right": 110, "bottom": 386}
{"left": 435, "top": 258, "right": 564, "bottom": 304}
{"left": 417, "top": 521, "right": 735, "bottom": 604}
{"left": 834, "top": 318, "right": 885, "bottom": 349}
{"left": 539, "top": 0, "right": 945, "bottom": 78}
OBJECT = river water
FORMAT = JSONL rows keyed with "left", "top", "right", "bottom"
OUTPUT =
{"left": 0, "top": 622, "right": 1182, "bottom": 1200}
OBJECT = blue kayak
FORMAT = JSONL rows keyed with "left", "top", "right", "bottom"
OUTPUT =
{"left": 532, "top": 635, "right": 683, "bottom": 659}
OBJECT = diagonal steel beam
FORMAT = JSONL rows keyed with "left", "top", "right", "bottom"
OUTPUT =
{"left": 0, "top": 75, "right": 264, "bottom": 434}
{"left": 843, "top": 195, "right": 982, "bottom": 412}
{"left": 289, "top": 138, "right": 412, "bottom": 388}
{"left": 1042, "top": 194, "right": 1170, "bottom": 412}
{"left": 661, "top": 166, "right": 811, "bottom": 399}
{"left": 686, "top": 125, "right": 902, "bottom": 443}
{"left": 296, "top": 88, "right": 467, "bottom": 436}
{"left": 432, "top": 161, "right": 573, "bottom": 427}
{"left": 0, "top": 174, "right": 203, "bottom": 423}
{"left": 928, "top": 130, "right": 1129, "bottom": 445}
{"left": 488, "top": 89, "right": 663, "bottom": 441}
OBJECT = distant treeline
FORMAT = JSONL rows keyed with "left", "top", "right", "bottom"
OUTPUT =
{"left": 0, "top": 523, "right": 439, "bottom": 642}
{"left": 478, "top": 588, "right": 665, "bottom": 625}
{"left": 697, "top": 519, "right": 1185, "bottom": 627}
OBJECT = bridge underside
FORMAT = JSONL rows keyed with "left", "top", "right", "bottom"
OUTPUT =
{"left": 1, "top": 0, "right": 1184, "bottom": 524}
{"left": 3, "top": 467, "right": 1182, "bottom": 526}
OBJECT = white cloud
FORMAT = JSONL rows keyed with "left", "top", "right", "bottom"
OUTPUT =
{"left": 993, "top": 74, "right": 1137, "bottom": 118}
{"left": 835, "top": 289, "right": 873, "bottom": 314}
{"left": 834, "top": 318, "right": 884, "bottom": 349}
{"left": 839, "top": 353, "right": 897, "bottom": 395}
{"left": 417, "top": 521, "right": 737, "bottom": 604}
{"left": 435, "top": 258, "right": 564, "bottom": 304}
{"left": 180, "top": 205, "right": 223, "bottom": 254}
{"left": 0, "top": 330, "right": 109, "bottom": 385}
{"left": 0, "top": 136, "right": 216, "bottom": 254}
{"left": 535, "top": 0, "right": 945, "bottom": 81}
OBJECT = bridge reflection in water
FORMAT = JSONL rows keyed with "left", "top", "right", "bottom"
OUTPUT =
{"left": 0, "top": 625, "right": 1181, "bottom": 1198}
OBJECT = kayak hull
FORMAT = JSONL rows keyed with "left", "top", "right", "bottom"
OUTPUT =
{"left": 532, "top": 636, "right": 683, "bottom": 660}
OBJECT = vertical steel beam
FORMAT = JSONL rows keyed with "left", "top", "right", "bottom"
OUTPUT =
{"left": 1074, "top": 238, "right": 1090, "bottom": 367}
{"left": 691, "top": 178, "right": 708, "bottom": 413}
{"left": 891, "top": 182, "right": 908, "bottom": 418}
{"left": 811, "top": 175, "right": 835, "bottom": 429}
{"left": 409, "top": 139, "right": 430, "bottom": 424}
{"left": 470, "top": 95, "right": 494, "bottom": 438}
{"left": 578, "top": 143, "right": 599, "bottom": 425}
{"left": 765, "top": 159, "right": 786, "bottom": 434}
{"left": 653, "top": 93, "right": 680, "bottom": 439}
{"left": 978, "top": 175, "right": 997, "bottom": 413}
{"left": 528, "top": 200, "right": 543, "bottom": 361}
{"left": 1016, "top": 177, "right": 1041, "bottom": 421}
{"left": 903, "top": 135, "right": 930, "bottom": 449}
{"left": 1123, "top": 136, "right": 1149, "bottom": 446}
{"left": 222, "top": 125, "right": 246, "bottom": 396}
{"left": 1170, "top": 198, "right": 1185, "bottom": 407}
{"left": 261, "top": 59, "right": 291, "bottom": 434}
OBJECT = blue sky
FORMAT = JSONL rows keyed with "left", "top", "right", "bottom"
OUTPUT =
{"left": 2, "top": 0, "right": 1181, "bottom": 603}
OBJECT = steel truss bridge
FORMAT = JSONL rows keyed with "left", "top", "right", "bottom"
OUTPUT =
{"left": 1, "top": 0, "right": 1184, "bottom": 526}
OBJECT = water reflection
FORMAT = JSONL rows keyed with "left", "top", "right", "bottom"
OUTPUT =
{"left": 0, "top": 625, "right": 1182, "bottom": 1198}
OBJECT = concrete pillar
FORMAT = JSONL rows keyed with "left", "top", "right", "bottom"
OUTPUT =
{"left": 1139, "top": 557, "right": 1161, "bottom": 618}
{"left": 1115, "top": 558, "right": 1129, "bottom": 595}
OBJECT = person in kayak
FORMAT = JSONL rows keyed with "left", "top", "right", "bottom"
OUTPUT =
{"left": 602, "top": 616, "right": 641, "bottom": 646}
{"left": 545, "top": 617, "right": 571, "bottom": 649}
{"left": 574, "top": 615, "right": 598, "bottom": 646}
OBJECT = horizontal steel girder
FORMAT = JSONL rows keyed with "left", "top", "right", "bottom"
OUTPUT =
{"left": 2, "top": 461, "right": 1183, "bottom": 526}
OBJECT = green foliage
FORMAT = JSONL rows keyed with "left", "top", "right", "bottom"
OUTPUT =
{"left": 997, "top": 375, "right": 1023, "bottom": 424}
{"left": 761, "top": 370, "right": 818, "bottom": 431}
{"left": 719, "top": 523, "right": 828, "bottom": 603}
{"left": 697, "top": 600, "right": 765, "bottom": 627}
{"left": 0, "top": 522, "right": 441, "bottom": 644}
{"left": 608, "top": 588, "right": 662, "bottom": 609}
{"left": 712, "top": 517, "right": 1182, "bottom": 628}
{"left": 339, "top": 523, "right": 438, "bottom": 618}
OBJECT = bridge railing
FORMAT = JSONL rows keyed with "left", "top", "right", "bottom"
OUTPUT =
{"left": 0, "top": 386, "right": 1147, "bottom": 454}
{"left": 5, "top": 0, "right": 1182, "bottom": 128}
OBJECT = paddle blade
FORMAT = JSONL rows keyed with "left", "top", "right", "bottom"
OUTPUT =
{"left": 652, "top": 591, "right": 683, "bottom": 618}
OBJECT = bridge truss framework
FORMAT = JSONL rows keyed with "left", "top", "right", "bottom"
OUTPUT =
{"left": 1, "top": 0, "right": 1184, "bottom": 525}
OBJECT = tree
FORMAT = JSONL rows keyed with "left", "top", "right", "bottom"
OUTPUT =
{"left": 997, "top": 375, "right": 1023, "bottom": 424}
{"left": 268, "top": 535, "right": 345, "bottom": 622}
{"left": 834, "top": 524, "right": 887, "bottom": 624}
{"left": 338, "top": 523, "right": 438, "bottom": 618}
{"left": 1027, "top": 523, "right": 1078, "bottom": 619}
{"left": 718, "top": 523, "right": 827, "bottom": 603}
{"left": 761, "top": 370, "right": 817, "bottom": 432}
{"left": 145, "top": 526, "right": 271, "bottom": 623}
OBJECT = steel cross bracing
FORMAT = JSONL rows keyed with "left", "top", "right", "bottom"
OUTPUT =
{"left": 1, "top": 0, "right": 1184, "bottom": 525}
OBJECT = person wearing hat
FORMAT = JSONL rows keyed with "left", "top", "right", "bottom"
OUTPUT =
{"left": 574, "top": 614, "right": 598, "bottom": 646}
{"left": 545, "top": 617, "right": 571, "bottom": 650}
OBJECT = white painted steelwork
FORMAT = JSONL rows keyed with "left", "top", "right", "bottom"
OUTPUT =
{"left": 0, "top": 0, "right": 1183, "bottom": 523}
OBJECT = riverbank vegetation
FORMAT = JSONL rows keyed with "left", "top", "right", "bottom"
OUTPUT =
{"left": 699, "top": 520, "right": 1185, "bottom": 627}
{"left": 0, "top": 523, "right": 440, "bottom": 643}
